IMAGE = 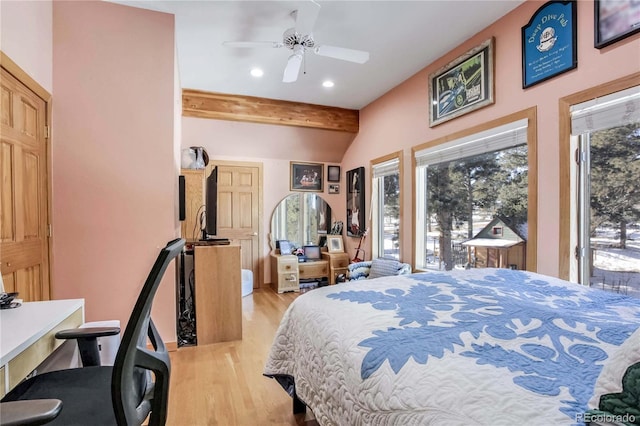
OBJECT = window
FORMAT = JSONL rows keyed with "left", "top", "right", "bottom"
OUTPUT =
{"left": 569, "top": 85, "right": 640, "bottom": 298}
{"left": 371, "top": 153, "right": 402, "bottom": 260}
{"left": 414, "top": 116, "right": 533, "bottom": 271}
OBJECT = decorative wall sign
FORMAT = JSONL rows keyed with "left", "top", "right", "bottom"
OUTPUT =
{"left": 346, "top": 167, "right": 365, "bottom": 237}
{"left": 595, "top": 0, "right": 640, "bottom": 49}
{"left": 522, "top": 1, "right": 577, "bottom": 88}
{"left": 429, "top": 38, "right": 494, "bottom": 127}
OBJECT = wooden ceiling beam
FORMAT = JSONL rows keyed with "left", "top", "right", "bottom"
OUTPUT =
{"left": 182, "top": 89, "right": 359, "bottom": 133}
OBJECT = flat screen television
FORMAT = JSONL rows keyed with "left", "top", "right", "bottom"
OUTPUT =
{"left": 203, "top": 167, "right": 218, "bottom": 239}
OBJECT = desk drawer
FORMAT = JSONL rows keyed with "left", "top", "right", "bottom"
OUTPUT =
{"left": 6, "top": 307, "right": 83, "bottom": 393}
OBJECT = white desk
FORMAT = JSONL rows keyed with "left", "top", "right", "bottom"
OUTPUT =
{"left": 0, "top": 299, "right": 84, "bottom": 397}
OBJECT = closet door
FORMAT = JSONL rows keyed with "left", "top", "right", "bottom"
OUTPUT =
{"left": 1, "top": 67, "right": 50, "bottom": 301}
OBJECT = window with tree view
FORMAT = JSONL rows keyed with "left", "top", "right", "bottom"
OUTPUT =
{"left": 372, "top": 156, "right": 401, "bottom": 260}
{"left": 415, "top": 120, "right": 528, "bottom": 271}
{"left": 571, "top": 88, "right": 640, "bottom": 297}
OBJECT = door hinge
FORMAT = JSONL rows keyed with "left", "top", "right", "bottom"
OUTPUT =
{"left": 47, "top": 224, "right": 52, "bottom": 238}
{"left": 44, "top": 125, "right": 50, "bottom": 139}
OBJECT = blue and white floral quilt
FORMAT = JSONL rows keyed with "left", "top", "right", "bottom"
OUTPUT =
{"left": 264, "top": 269, "right": 640, "bottom": 425}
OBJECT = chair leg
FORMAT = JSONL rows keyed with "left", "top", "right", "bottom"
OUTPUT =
{"left": 292, "top": 391, "right": 306, "bottom": 414}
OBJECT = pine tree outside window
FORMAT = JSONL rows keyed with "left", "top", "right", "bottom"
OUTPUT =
{"left": 414, "top": 119, "right": 529, "bottom": 271}
{"left": 570, "top": 86, "right": 640, "bottom": 298}
{"left": 371, "top": 154, "right": 402, "bottom": 260}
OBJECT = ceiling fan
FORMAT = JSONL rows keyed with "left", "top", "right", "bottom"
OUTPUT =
{"left": 222, "top": 0, "right": 370, "bottom": 83}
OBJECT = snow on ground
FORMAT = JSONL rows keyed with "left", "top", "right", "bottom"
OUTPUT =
{"left": 590, "top": 229, "right": 640, "bottom": 299}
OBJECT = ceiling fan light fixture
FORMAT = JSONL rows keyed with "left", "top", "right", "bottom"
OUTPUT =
{"left": 322, "top": 80, "right": 334, "bottom": 88}
{"left": 250, "top": 68, "right": 264, "bottom": 77}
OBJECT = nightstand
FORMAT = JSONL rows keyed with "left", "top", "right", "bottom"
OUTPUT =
{"left": 322, "top": 252, "right": 350, "bottom": 284}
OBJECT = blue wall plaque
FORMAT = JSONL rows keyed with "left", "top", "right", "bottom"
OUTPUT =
{"left": 522, "top": 1, "right": 577, "bottom": 88}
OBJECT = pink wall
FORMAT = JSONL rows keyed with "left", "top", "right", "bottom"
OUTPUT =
{"left": 0, "top": 0, "right": 53, "bottom": 93}
{"left": 182, "top": 116, "right": 349, "bottom": 282}
{"left": 52, "top": 2, "right": 179, "bottom": 341}
{"left": 342, "top": 0, "right": 640, "bottom": 277}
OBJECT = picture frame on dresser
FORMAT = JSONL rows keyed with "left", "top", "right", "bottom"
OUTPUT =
{"left": 278, "top": 240, "right": 292, "bottom": 255}
{"left": 327, "top": 235, "right": 344, "bottom": 253}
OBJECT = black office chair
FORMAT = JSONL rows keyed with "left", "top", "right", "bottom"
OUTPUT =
{"left": 0, "top": 238, "right": 185, "bottom": 426}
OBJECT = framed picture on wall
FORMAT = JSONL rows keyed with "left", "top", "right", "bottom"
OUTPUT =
{"left": 327, "top": 165, "right": 341, "bottom": 182}
{"left": 428, "top": 38, "right": 494, "bottom": 127}
{"left": 290, "top": 162, "right": 323, "bottom": 192}
{"left": 594, "top": 0, "right": 640, "bottom": 49}
{"left": 522, "top": 1, "right": 577, "bottom": 88}
{"left": 346, "top": 167, "right": 365, "bottom": 237}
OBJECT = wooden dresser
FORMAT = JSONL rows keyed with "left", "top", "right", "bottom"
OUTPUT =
{"left": 270, "top": 253, "right": 330, "bottom": 293}
{"left": 322, "top": 252, "right": 350, "bottom": 284}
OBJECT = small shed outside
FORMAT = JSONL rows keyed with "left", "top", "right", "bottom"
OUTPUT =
{"left": 462, "top": 217, "right": 527, "bottom": 270}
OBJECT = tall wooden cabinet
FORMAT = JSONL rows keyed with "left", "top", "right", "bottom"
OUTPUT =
{"left": 194, "top": 244, "right": 242, "bottom": 344}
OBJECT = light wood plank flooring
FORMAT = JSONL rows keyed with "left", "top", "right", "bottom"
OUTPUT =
{"left": 167, "top": 288, "right": 317, "bottom": 425}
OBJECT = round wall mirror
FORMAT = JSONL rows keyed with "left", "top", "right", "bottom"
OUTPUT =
{"left": 271, "top": 193, "right": 332, "bottom": 250}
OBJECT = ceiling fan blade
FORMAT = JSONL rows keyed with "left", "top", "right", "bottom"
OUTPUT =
{"left": 294, "top": 0, "right": 320, "bottom": 35}
{"left": 283, "top": 53, "right": 303, "bottom": 83}
{"left": 222, "top": 41, "right": 283, "bottom": 48}
{"left": 313, "top": 45, "right": 370, "bottom": 64}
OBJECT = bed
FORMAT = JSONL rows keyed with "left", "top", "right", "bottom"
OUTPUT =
{"left": 264, "top": 268, "right": 640, "bottom": 425}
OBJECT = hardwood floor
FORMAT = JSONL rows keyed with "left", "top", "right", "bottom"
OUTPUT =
{"left": 167, "top": 288, "right": 317, "bottom": 425}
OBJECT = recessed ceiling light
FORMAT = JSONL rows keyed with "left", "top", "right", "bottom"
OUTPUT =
{"left": 322, "top": 80, "right": 334, "bottom": 88}
{"left": 250, "top": 68, "right": 264, "bottom": 77}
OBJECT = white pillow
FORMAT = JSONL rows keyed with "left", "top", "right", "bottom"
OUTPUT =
{"left": 368, "top": 258, "right": 400, "bottom": 279}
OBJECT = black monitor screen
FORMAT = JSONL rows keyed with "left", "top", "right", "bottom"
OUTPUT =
{"left": 303, "top": 245, "right": 321, "bottom": 260}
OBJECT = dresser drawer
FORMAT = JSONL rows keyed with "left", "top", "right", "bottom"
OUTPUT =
{"left": 277, "top": 273, "right": 299, "bottom": 293}
{"left": 333, "top": 255, "right": 350, "bottom": 268}
{"left": 299, "top": 261, "right": 329, "bottom": 279}
{"left": 278, "top": 256, "right": 299, "bottom": 273}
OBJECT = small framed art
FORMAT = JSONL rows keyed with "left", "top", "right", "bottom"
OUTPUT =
{"left": 290, "top": 162, "right": 323, "bottom": 192}
{"left": 327, "top": 165, "right": 341, "bottom": 182}
{"left": 327, "top": 235, "right": 344, "bottom": 253}
{"left": 328, "top": 184, "right": 340, "bottom": 194}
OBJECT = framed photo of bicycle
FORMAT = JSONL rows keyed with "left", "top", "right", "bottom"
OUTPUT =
{"left": 428, "top": 38, "right": 494, "bottom": 127}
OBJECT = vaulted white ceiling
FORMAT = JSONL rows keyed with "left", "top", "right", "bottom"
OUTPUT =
{"left": 113, "top": 1, "right": 524, "bottom": 110}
